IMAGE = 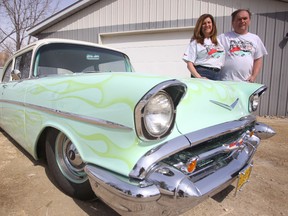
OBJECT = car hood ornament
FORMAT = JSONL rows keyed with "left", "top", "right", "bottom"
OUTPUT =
{"left": 210, "top": 98, "right": 239, "bottom": 111}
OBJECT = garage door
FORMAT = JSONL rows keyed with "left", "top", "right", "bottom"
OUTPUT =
{"left": 100, "top": 27, "right": 193, "bottom": 78}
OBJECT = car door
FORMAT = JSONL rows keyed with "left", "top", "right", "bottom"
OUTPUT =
{"left": 0, "top": 60, "right": 13, "bottom": 128}
{"left": 1, "top": 50, "right": 33, "bottom": 147}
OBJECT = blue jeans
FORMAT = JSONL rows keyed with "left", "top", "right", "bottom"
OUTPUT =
{"left": 193, "top": 66, "right": 221, "bottom": 80}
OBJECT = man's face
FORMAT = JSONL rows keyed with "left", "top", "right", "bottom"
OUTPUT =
{"left": 232, "top": 11, "right": 251, "bottom": 34}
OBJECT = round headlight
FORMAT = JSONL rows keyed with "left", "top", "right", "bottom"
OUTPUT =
{"left": 143, "top": 91, "right": 175, "bottom": 137}
{"left": 249, "top": 94, "right": 259, "bottom": 112}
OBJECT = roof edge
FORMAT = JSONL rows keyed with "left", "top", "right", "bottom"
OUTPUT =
{"left": 27, "top": 0, "right": 100, "bottom": 36}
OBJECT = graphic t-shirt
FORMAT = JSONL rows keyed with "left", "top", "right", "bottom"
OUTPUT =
{"left": 218, "top": 31, "right": 268, "bottom": 81}
{"left": 183, "top": 38, "right": 225, "bottom": 69}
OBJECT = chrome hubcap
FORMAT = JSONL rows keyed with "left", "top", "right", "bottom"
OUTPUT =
{"left": 66, "top": 143, "right": 83, "bottom": 168}
{"left": 55, "top": 132, "right": 87, "bottom": 183}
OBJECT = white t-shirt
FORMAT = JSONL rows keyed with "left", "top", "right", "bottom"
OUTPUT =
{"left": 183, "top": 38, "right": 225, "bottom": 69}
{"left": 218, "top": 31, "right": 268, "bottom": 81}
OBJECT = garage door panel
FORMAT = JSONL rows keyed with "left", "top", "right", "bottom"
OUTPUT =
{"left": 124, "top": 46, "right": 184, "bottom": 62}
{"left": 101, "top": 28, "right": 193, "bottom": 78}
{"left": 135, "top": 62, "right": 189, "bottom": 78}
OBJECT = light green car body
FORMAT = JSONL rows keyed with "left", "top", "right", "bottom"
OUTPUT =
{"left": 1, "top": 70, "right": 261, "bottom": 177}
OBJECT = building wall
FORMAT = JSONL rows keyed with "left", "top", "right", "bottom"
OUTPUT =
{"left": 36, "top": 0, "right": 288, "bottom": 116}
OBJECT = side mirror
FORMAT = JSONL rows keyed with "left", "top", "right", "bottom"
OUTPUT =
{"left": 11, "top": 69, "right": 21, "bottom": 80}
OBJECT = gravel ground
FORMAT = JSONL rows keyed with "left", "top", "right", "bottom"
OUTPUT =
{"left": 0, "top": 116, "right": 287, "bottom": 216}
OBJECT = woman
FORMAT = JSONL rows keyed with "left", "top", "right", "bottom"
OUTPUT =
{"left": 183, "top": 14, "right": 225, "bottom": 80}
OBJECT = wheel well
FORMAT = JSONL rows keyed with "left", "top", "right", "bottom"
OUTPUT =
{"left": 36, "top": 127, "right": 58, "bottom": 163}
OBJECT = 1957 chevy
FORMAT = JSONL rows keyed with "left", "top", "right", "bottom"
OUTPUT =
{"left": 0, "top": 39, "right": 275, "bottom": 215}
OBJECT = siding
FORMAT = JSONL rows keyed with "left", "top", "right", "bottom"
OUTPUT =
{"left": 36, "top": 0, "right": 288, "bottom": 116}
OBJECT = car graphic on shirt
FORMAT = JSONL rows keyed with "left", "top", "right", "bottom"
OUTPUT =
{"left": 206, "top": 44, "right": 225, "bottom": 59}
{"left": 229, "top": 40, "right": 253, "bottom": 57}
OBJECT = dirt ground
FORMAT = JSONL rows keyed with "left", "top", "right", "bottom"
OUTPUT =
{"left": 0, "top": 116, "right": 287, "bottom": 216}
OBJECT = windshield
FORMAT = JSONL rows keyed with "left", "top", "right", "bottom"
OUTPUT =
{"left": 33, "top": 43, "right": 133, "bottom": 77}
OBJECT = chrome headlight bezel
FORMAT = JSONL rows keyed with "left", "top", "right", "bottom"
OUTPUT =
{"left": 134, "top": 80, "right": 186, "bottom": 141}
{"left": 249, "top": 86, "right": 267, "bottom": 112}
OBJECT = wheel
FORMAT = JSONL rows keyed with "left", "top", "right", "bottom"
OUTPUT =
{"left": 45, "top": 129, "right": 95, "bottom": 200}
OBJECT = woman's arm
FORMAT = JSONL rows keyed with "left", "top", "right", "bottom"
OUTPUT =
{"left": 187, "top": 61, "right": 202, "bottom": 78}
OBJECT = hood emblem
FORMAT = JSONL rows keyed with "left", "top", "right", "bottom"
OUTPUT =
{"left": 210, "top": 98, "right": 239, "bottom": 111}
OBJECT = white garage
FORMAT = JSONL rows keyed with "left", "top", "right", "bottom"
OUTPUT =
{"left": 99, "top": 27, "right": 193, "bottom": 78}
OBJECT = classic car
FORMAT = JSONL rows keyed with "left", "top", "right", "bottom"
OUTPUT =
{"left": 0, "top": 38, "right": 275, "bottom": 215}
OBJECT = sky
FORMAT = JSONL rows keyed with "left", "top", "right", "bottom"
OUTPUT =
{"left": 0, "top": 0, "right": 79, "bottom": 27}
{"left": 54, "top": 0, "right": 79, "bottom": 13}
{"left": 0, "top": 0, "right": 79, "bottom": 53}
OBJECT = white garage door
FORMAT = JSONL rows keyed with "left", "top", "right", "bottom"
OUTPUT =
{"left": 100, "top": 27, "right": 193, "bottom": 78}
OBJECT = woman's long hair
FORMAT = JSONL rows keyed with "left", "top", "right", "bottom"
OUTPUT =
{"left": 192, "top": 14, "right": 218, "bottom": 45}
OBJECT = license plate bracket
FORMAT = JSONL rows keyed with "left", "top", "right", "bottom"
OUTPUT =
{"left": 235, "top": 163, "right": 253, "bottom": 195}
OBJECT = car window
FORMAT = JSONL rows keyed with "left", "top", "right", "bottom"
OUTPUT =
{"left": 15, "top": 51, "right": 32, "bottom": 79}
{"left": 2, "top": 61, "right": 13, "bottom": 82}
{"left": 34, "top": 43, "right": 133, "bottom": 77}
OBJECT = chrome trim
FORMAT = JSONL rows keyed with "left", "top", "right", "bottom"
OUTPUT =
{"left": 254, "top": 122, "right": 276, "bottom": 139}
{"left": 0, "top": 99, "right": 132, "bottom": 131}
{"left": 185, "top": 115, "right": 256, "bottom": 145}
{"left": 130, "top": 135, "right": 190, "bottom": 179}
{"left": 252, "top": 85, "right": 267, "bottom": 97}
{"left": 85, "top": 165, "right": 161, "bottom": 214}
{"left": 195, "top": 133, "right": 246, "bottom": 162}
{"left": 85, "top": 165, "right": 160, "bottom": 200}
{"left": 134, "top": 79, "right": 187, "bottom": 141}
{"left": 249, "top": 85, "right": 267, "bottom": 112}
{"left": 210, "top": 98, "right": 239, "bottom": 111}
{"left": 85, "top": 133, "right": 260, "bottom": 215}
{"left": 130, "top": 115, "right": 256, "bottom": 180}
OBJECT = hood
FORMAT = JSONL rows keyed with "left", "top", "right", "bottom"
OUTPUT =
{"left": 175, "top": 79, "right": 264, "bottom": 135}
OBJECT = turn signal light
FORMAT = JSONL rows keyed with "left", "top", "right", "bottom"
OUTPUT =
{"left": 186, "top": 158, "right": 198, "bottom": 173}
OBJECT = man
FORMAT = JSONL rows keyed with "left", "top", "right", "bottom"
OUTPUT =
{"left": 218, "top": 9, "right": 267, "bottom": 82}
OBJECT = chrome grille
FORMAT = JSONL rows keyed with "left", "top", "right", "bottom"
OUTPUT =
{"left": 162, "top": 126, "right": 252, "bottom": 181}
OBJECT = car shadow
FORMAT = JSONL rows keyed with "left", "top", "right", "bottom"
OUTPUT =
{"left": 0, "top": 128, "right": 41, "bottom": 165}
{"left": 0, "top": 128, "right": 119, "bottom": 215}
{"left": 212, "top": 185, "right": 235, "bottom": 202}
{"left": 43, "top": 166, "right": 120, "bottom": 215}
{"left": 73, "top": 198, "right": 120, "bottom": 216}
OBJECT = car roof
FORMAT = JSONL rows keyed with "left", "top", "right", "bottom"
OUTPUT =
{"left": 1, "top": 39, "right": 128, "bottom": 75}
{"left": 13, "top": 38, "right": 125, "bottom": 56}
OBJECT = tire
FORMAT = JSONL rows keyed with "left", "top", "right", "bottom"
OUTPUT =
{"left": 45, "top": 129, "right": 95, "bottom": 200}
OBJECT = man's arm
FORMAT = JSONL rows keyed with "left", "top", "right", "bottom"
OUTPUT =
{"left": 247, "top": 57, "right": 263, "bottom": 82}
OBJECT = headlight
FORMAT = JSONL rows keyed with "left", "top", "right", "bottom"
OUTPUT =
{"left": 249, "top": 94, "right": 260, "bottom": 112}
{"left": 143, "top": 91, "right": 174, "bottom": 137}
{"left": 249, "top": 86, "right": 267, "bottom": 112}
{"left": 134, "top": 80, "right": 186, "bottom": 141}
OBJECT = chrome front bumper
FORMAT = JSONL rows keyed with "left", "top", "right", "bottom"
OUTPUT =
{"left": 84, "top": 119, "right": 275, "bottom": 216}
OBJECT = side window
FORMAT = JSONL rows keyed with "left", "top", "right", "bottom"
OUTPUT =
{"left": 2, "top": 61, "right": 13, "bottom": 82}
{"left": 15, "top": 51, "right": 32, "bottom": 79}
